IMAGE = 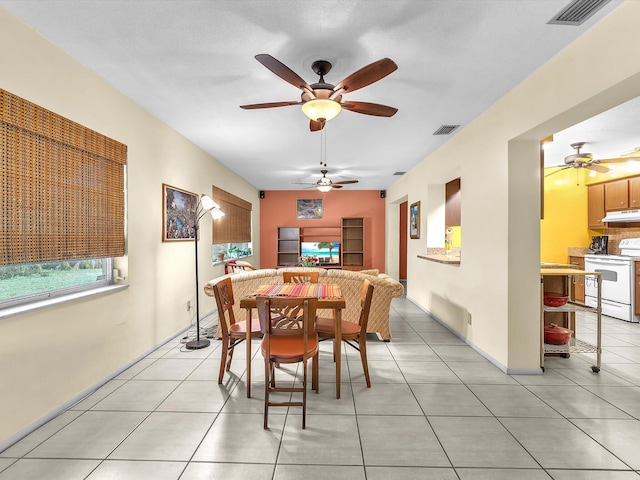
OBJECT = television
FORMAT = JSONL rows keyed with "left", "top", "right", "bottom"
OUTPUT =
{"left": 300, "top": 241, "right": 340, "bottom": 264}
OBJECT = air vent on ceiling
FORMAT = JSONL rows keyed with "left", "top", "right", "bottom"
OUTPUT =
{"left": 433, "top": 125, "right": 460, "bottom": 136}
{"left": 393, "top": 171, "right": 406, "bottom": 176}
{"left": 547, "top": 0, "right": 611, "bottom": 26}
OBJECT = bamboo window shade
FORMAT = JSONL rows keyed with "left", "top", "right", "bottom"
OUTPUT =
{"left": 212, "top": 186, "right": 252, "bottom": 244}
{"left": 0, "top": 88, "right": 127, "bottom": 266}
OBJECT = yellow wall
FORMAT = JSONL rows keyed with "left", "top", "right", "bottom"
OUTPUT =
{"left": 450, "top": 226, "right": 461, "bottom": 248}
{"left": 541, "top": 168, "right": 591, "bottom": 263}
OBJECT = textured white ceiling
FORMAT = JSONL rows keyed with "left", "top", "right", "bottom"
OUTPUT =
{"left": 0, "top": 0, "right": 626, "bottom": 190}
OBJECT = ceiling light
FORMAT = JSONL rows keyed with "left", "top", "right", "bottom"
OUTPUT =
{"left": 301, "top": 99, "right": 342, "bottom": 122}
{"left": 317, "top": 184, "right": 332, "bottom": 193}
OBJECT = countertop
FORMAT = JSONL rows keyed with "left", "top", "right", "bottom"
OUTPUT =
{"left": 541, "top": 268, "right": 601, "bottom": 276}
{"left": 567, "top": 247, "right": 591, "bottom": 257}
{"left": 419, "top": 248, "right": 461, "bottom": 265}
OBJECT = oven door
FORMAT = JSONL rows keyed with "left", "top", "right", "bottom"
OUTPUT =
{"left": 584, "top": 256, "right": 632, "bottom": 305}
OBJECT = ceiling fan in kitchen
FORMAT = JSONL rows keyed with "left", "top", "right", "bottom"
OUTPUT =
{"left": 240, "top": 54, "right": 398, "bottom": 131}
{"left": 544, "top": 142, "right": 611, "bottom": 177}
{"left": 545, "top": 142, "right": 640, "bottom": 179}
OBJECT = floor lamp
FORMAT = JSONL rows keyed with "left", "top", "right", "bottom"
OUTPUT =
{"left": 186, "top": 194, "right": 224, "bottom": 350}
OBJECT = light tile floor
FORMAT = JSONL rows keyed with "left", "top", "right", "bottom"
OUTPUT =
{"left": 2, "top": 298, "right": 640, "bottom": 479}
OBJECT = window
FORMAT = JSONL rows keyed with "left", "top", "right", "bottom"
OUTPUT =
{"left": 0, "top": 88, "right": 126, "bottom": 308}
{"left": 211, "top": 187, "right": 252, "bottom": 262}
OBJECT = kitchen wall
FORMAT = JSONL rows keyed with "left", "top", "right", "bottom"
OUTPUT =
{"left": 259, "top": 190, "right": 385, "bottom": 271}
{"left": 541, "top": 167, "right": 591, "bottom": 263}
{"left": 386, "top": 0, "right": 640, "bottom": 373}
{"left": 0, "top": 8, "right": 259, "bottom": 446}
{"left": 542, "top": 167, "right": 640, "bottom": 262}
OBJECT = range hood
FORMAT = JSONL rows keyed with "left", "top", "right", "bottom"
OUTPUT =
{"left": 602, "top": 210, "right": 640, "bottom": 222}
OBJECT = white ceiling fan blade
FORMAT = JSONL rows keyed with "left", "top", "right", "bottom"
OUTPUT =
{"left": 586, "top": 164, "right": 610, "bottom": 173}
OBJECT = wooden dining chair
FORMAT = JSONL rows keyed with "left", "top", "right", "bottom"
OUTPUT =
{"left": 211, "top": 277, "right": 262, "bottom": 384}
{"left": 256, "top": 296, "right": 319, "bottom": 429}
{"left": 282, "top": 271, "right": 319, "bottom": 284}
{"left": 316, "top": 279, "right": 375, "bottom": 387}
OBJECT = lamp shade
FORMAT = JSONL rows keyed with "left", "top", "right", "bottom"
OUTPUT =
{"left": 210, "top": 208, "right": 225, "bottom": 220}
{"left": 200, "top": 194, "right": 219, "bottom": 211}
{"left": 301, "top": 99, "right": 342, "bottom": 122}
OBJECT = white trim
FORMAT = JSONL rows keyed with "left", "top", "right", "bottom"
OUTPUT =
{"left": 0, "top": 284, "right": 129, "bottom": 320}
{"left": 0, "top": 322, "right": 190, "bottom": 453}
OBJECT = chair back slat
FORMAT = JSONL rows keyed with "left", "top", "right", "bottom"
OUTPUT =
{"left": 257, "top": 296, "right": 318, "bottom": 337}
{"left": 282, "top": 271, "right": 319, "bottom": 284}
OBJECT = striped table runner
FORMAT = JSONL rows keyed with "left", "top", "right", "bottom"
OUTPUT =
{"left": 252, "top": 283, "right": 342, "bottom": 298}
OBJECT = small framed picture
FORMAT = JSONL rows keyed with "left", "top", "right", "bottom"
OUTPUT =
{"left": 296, "top": 198, "right": 324, "bottom": 220}
{"left": 162, "top": 184, "right": 199, "bottom": 241}
{"left": 410, "top": 201, "right": 420, "bottom": 239}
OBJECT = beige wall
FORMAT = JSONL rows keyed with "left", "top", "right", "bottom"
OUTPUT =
{"left": 386, "top": 1, "right": 640, "bottom": 372}
{"left": 0, "top": 8, "right": 259, "bottom": 444}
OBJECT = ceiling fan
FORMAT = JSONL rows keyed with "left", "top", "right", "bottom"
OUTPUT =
{"left": 545, "top": 142, "right": 611, "bottom": 177}
{"left": 294, "top": 169, "right": 359, "bottom": 192}
{"left": 240, "top": 54, "right": 398, "bottom": 131}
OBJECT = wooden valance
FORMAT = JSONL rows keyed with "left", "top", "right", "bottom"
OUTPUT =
{"left": 212, "top": 186, "right": 252, "bottom": 244}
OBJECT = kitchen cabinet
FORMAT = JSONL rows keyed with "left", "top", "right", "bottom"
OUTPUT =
{"left": 569, "top": 256, "right": 585, "bottom": 304}
{"left": 629, "top": 177, "right": 640, "bottom": 208}
{"left": 445, "top": 178, "right": 461, "bottom": 226}
{"left": 540, "top": 268, "right": 602, "bottom": 373}
{"left": 605, "top": 178, "right": 629, "bottom": 211}
{"left": 587, "top": 184, "right": 607, "bottom": 229}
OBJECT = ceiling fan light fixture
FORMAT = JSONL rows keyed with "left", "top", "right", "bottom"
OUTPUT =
{"left": 301, "top": 99, "right": 342, "bottom": 122}
{"left": 317, "top": 184, "right": 333, "bottom": 193}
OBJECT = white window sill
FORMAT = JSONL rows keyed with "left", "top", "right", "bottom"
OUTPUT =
{"left": 0, "top": 284, "right": 130, "bottom": 320}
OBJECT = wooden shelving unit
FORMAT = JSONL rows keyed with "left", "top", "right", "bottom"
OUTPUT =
{"left": 277, "top": 227, "right": 301, "bottom": 266}
{"left": 341, "top": 217, "right": 364, "bottom": 270}
{"left": 276, "top": 219, "right": 366, "bottom": 269}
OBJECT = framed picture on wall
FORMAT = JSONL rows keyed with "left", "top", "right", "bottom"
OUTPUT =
{"left": 296, "top": 198, "right": 324, "bottom": 219}
{"left": 162, "top": 183, "right": 199, "bottom": 241}
{"left": 410, "top": 201, "right": 420, "bottom": 239}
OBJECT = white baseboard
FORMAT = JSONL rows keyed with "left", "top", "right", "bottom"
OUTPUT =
{"left": 0, "top": 312, "right": 217, "bottom": 453}
{"left": 404, "top": 296, "right": 542, "bottom": 376}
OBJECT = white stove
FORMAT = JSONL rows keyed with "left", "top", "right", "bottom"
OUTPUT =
{"left": 584, "top": 238, "right": 640, "bottom": 322}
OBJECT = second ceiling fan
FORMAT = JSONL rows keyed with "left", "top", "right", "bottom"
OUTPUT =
{"left": 294, "top": 169, "right": 359, "bottom": 192}
{"left": 240, "top": 54, "right": 398, "bottom": 131}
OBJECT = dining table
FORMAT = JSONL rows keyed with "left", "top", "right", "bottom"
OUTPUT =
{"left": 239, "top": 282, "right": 346, "bottom": 399}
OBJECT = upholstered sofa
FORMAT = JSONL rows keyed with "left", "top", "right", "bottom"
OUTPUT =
{"left": 203, "top": 267, "right": 404, "bottom": 340}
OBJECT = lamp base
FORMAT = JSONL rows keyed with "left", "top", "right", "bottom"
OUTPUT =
{"left": 185, "top": 338, "right": 210, "bottom": 350}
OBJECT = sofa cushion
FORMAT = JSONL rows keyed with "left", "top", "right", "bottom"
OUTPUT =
{"left": 358, "top": 269, "right": 380, "bottom": 276}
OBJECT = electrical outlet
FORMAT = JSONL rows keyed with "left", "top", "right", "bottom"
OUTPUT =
{"left": 186, "top": 300, "right": 191, "bottom": 311}
{"left": 467, "top": 312, "right": 472, "bottom": 325}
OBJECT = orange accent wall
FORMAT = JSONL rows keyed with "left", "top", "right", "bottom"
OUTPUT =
{"left": 260, "top": 190, "right": 386, "bottom": 272}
